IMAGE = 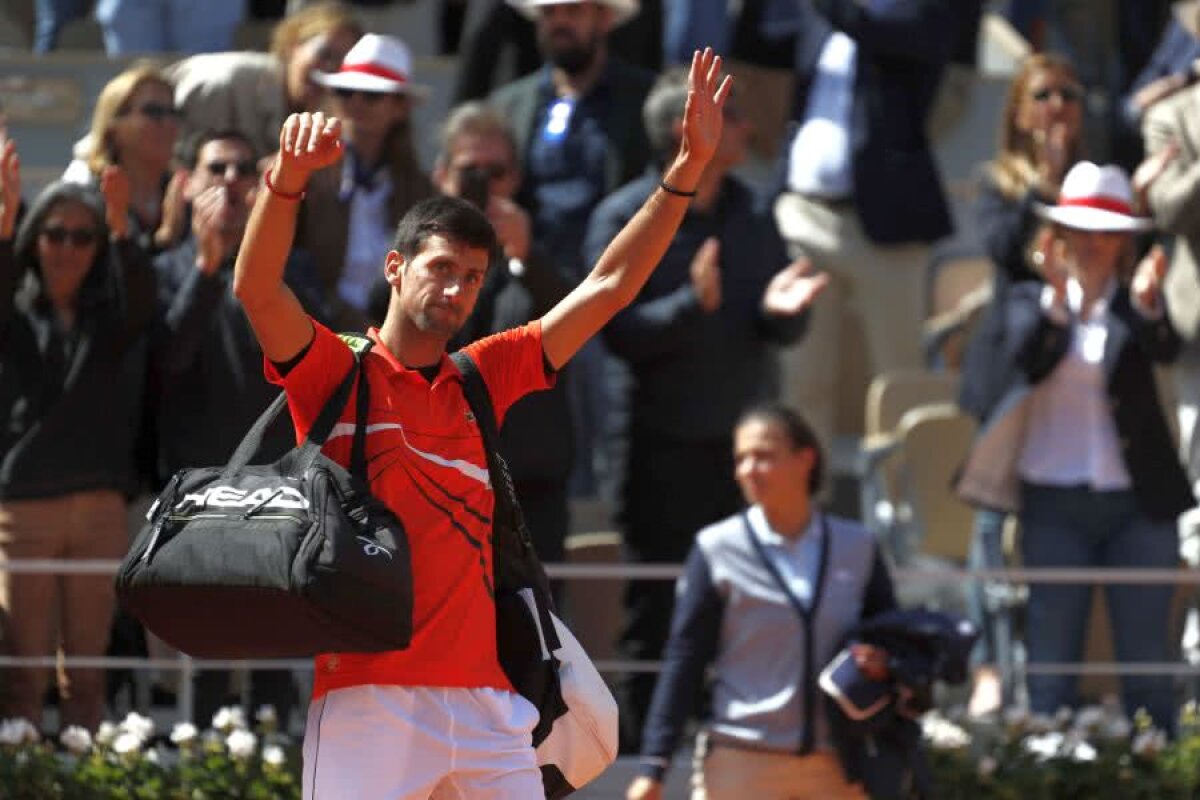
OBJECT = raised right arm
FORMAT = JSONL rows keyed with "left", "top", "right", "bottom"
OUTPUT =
{"left": 233, "top": 112, "right": 344, "bottom": 363}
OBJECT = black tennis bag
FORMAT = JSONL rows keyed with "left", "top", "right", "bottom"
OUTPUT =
{"left": 115, "top": 337, "right": 413, "bottom": 658}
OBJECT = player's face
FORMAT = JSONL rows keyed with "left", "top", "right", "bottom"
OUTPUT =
{"left": 397, "top": 234, "right": 489, "bottom": 338}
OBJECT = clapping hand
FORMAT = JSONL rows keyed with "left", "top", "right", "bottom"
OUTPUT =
{"left": 1131, "top": 243, "right": 1169, "bottom": 312}
{"left": 154, "top": 168, "right": 189, "bottom": 249}
{"left": 0, "top": 139, "right": 18, "bottom": 241}
{"left": 762, "top": 256, "right": 829, "bottom": 317}
{"left": 1132, "top": 141, "right": 1179, "bottom": 213}
{"left": 677, "top": 48, "right": 733, "bottom": 171}
{"left": 99, "top": 164, "right": 130, "bottom": 240}
{"left": 273, "top": 112, "right": 343, "bottom": 193}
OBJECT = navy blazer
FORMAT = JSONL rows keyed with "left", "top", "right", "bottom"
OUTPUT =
{"left": 773, "top": 0, "right": 956, "bottom": 245}
{"left": 964, "top": 282, "right": 1194, "bottom": 522}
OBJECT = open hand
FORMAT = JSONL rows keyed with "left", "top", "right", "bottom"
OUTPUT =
{"left": 1132, "top": 141, "right": 1179, "bottom": 212}
{"left": 273, "top": 112, "right": 343, "bottom": 193}
{"left": 488, "top": 196, "right": 531, "bottom": 262}
{"left": 191, "top": 185, "right": 235, "bottom": 274}
{"left": 690, "top": 237, "right": 722, "bottom": 312}
{"left": 0, "top": 139, "right": 19, "bottom": 241}
{"left": 1131, "top": 243, "right": 1169, "bottom": 312}
{"left": 154, "top": 168, "right": 189, "bottom": 249}
{"left": 762, "top": 256, "right": 829, "bottom": 316}
{"left": 99, "top": 164, "right": 130, "bottom": 240}
{"left": 677, "top": 48, "right": 733, "bottom": 171}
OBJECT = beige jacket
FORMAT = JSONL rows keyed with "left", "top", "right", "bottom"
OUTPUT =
{"left": 1144, "top": 83, "right": 1200, "bottom": 343}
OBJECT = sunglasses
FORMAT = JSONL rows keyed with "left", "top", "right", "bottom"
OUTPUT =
{"left": 457, "top": 162, "right": 511, "bottom": 180}
{"left": 121, "top": 102, "right": 181, "bottom": 122}
{"left": 333, "top": 88, "right": 392, "bottom": 103}
{"left": 204, "top": 159, "right": 258, "bottom": 179}
{"left": 1032, "top": 86, "right": 1083, "bottom": 104}
{"left": 40, "top": 226, "right": 99, "bottom": 248}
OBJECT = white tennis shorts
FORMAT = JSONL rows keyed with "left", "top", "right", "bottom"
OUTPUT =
{"left": 302, "top": 684, "right": 542, "bottom": 799}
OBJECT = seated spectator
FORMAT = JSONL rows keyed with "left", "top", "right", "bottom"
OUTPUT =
{"left": 64, "top": 62, "right": 182, "bottom": 254}
{"left": 0, "top": 149, "right": 156, "bottom": 732}
{"left": 434, "top": 102, "right": 575, "bottom": 572}
{"left": 958, "top": 52, "right": 1085, "bottom": 716}
{"left": 956, "top": 162, "right": 1194, "bottom": 733}
{"left": 166, "top": 2, "right": 363, "bottom": 160}
{"left": 625, "top": 404, "right": 896, "bottom": 800}
{"left": 590, "top": 66, "right": 824, "bottom": 751}
{"left": 297, "top": 33, "right": 433, "bottom": 331}
{"left": 152, "top": 129, "right": 326, "bottom": 729}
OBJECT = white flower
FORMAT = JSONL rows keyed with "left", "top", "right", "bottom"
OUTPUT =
{"left": 212, "top": 706, "right": 247, "bottom": 733}
{"left": 145, "top": 748, "right": 161, "bottom": 764}
{"left": 112, "top": 731, "right": 143, "bottom": 756}
{"left": 255, "top": 705, "right": 277, "bottom": 726}
{"left": 1023, "top": 731, "right": 1064, "bottom": 761}
{"left": 1068, "top": 739, "right": 1097, "bottom": 762}
{"left": 262, "top": 744, "right": 286, "bottom": 767}
{"left": 1100, "top": 715, "right": 1133, "bottom": 740}
{"left": 0, "top": 718, "right": 39, "bottom": 745}
{"left": 1131, "top": 729, "right": 1167, "bottom": 757}
{"left": 921, "top": 713, "right": 971, "bottom": 750}
{"left": 1053, "top": 706, "right": 1074, "bottom": 727}
{"left": 95, "top": 721, "right": 118, "bottom": 746}
{"left": 170, "top": 722, "right": 198, "bottom": 745}
{"left": 978, "top": 755, "right": 998, "bottom": 778}
{"left": 226, "top": 729, "right": 258, "bottom": 759}
{"left": 120, "top": 711, "right": 155, "bottom": 743}
{"left": 59, "top": 726, "right": 93, "bottom": 754}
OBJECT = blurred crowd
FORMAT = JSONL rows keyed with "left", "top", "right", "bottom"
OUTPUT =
{"left": 4, "top": 0, "right": 1200, "bottom": 792}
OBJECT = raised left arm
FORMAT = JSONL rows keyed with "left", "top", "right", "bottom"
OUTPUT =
{"left": 539, "top": 48, "right": 732, "bottom": 370}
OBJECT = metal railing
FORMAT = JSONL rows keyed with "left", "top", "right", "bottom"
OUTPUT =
{"left": 3, "top": 557, "right": 1200, "bottom": 721}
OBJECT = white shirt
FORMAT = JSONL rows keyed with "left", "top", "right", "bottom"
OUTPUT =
{"left": 746, "top": 505, "right": 821, "bottom": 606}
{"left": 786, "top": 31, "right": 857, "bottom": 200}
{"left": 1018, "top": 279, "right": 1132, "bottom": 490}
{"left": 337, "top": 155, "right": 393, "bottom": 313}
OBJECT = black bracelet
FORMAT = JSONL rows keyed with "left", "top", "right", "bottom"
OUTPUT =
{"left": 659, "top": 179, "right": 697, "bottom": 198}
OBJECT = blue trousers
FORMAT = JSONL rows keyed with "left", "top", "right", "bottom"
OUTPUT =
{"left": 1020, "top": 483, "right": 1179, "bottom": 731}
{"left": 95, "top": 0, "right": 245, "bottom": 55}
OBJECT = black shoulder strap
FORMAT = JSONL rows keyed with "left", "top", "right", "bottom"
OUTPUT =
{"left": 224, "top": 334, "right": 373, "bottom": 480}
{"left": 449, "top": 349, "right": 526, "bottom": 539}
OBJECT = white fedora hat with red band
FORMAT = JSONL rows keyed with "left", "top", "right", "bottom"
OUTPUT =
{"left": 507, "top": 0, "right": 639, "bottom": 27}
{"left": 1035, "top": 161, "right": 1154, "bottom": 233}
{"left": 312, "top": 34, "right": 430, "bottom": 99}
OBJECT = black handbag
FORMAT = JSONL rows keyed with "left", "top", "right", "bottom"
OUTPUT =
{"left": 451, "top": 351, "right": 617, "bottom": 799}
{"left": 115, "top": 336, "right": 413, "bottom": 658}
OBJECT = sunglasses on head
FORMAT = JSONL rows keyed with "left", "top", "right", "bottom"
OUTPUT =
{"left": 40, "top": 226, "right": 99, "bottom": 248}
{"left": 204, "top": 159, "right": 258, "bottom": 179}
{"left": 1032, "top": 86, "right": 1083, "bottom": 104}
{"left": 333, "top": 88, "right": 391, "bottom": 103}
{"left": 122, "top": 102, "right": 180, "bottom": 121}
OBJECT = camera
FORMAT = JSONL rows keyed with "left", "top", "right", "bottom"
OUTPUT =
{"left": 458, "top": 165, "right": 491, "bottom": 211}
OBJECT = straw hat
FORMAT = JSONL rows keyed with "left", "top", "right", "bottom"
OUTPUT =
{"left": 312, "top": 34, "right": 430, "bottom": 100}
{"left": 1035, "top": 161, "right": 1154, "bottom": 233}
